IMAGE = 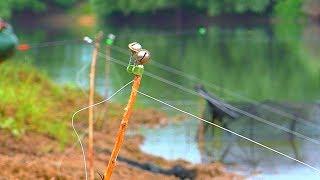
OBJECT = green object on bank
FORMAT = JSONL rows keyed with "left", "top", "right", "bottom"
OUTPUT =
{"left": 0, "top": 24, "right": 18, "bottom": 62}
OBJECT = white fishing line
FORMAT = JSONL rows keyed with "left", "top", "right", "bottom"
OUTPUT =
{"left": 96, "top": 51, "right": 320, "bottom": 145}
{"left": 56, "top": 62, "right": 94, "bottom": 177}
{"left": 137, "top": 90, "right": 320, "bottom": 175}
{"left": 71, "top": 80, "right": 133, "bottom": 180}
{"left": 110, "top": 44, "right": 320, "bottom": 130}
{"left": 75, "top": 61, "right": 91, "bottom": 96}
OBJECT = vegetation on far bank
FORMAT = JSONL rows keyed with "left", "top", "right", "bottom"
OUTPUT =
{"left": 1, "top": 0, "right": 319, "bottom": 21}
{"left": 0, "top": 0, "right": 79, "bottom": 18}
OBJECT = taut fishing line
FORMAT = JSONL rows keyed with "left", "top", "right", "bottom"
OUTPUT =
{"left": 13, "top": 32, "right": 317, "bottom": 176}
{"left": 68, "top": 80, "right": 133, "bottom": 180}
{"left": 110, "top": 44, "right": 320, "bottom": 130}
{"left": 136, "top": 90, "right": 320, "bottom": 175}
{"left": 28, "top": 39, "right": 83, "bottom": 48}
{"left": 19, "top": 39, "right": 85, "bottom": 50}
{"left": 96, "top": 51, "right": 320, "bottom": 146}
{"left": 61, "top": 40, "right": 319, "bottom": 176}
{"left": 56, "top": 61, "right": 91, "bottom": 176}
{"left": 17, "top": 27, "right": 199, "bottom": 51}
{"left": 104, "top": 51, "right": 320, "bottom": 173}
{"left": 75, "top": 61, "right": 91, "bottom": 96}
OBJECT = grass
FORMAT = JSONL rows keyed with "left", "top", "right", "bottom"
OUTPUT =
{"left": 0, "top": 61, "right": 86, "bottom": 145}
{"left": 68, "top": 1, "right": 94, "bottom": 15}
{"left": 0, "top": 60, "right": 155, "bottom": 148}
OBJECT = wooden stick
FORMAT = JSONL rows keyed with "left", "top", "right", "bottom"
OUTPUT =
{"left": 104, "top": 75, "right": 142, "bottom": 179}
{"left": 88, "top": 31, "right": 103, "bottom": 180}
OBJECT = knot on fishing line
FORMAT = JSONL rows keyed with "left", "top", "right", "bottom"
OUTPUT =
{"left": 127, "top": 42, "right": 151, "bottom": 76}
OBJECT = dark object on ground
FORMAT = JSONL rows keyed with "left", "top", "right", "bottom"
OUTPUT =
{"left": 195, "top": 85, "right": 302, "bottom": 162}
{"left": 194, "top": 84, "right": 241, "bottom": 162}
{"left": 0, "top": 19, "right": 18, "bottom": 62}
{"left": 98, "top": 148, "right": 196, "bottom": 179}
{"left": 195, "top": 84, "right": 239, "bottom": 125}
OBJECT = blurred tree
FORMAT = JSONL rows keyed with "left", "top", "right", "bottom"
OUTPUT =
{"left": 0, "top": 1, "right": 11, "bottom": 18}
{"left": 0, "top": 0, "right": 314, "bottom": 20}
{"left": 0, "top": 0, "right": 79, "bottom": 19}
{"left": 91, "top": 0, "right": 273, "bottom": 18}
{"left": 274, "top": 0, "right": 304, "bottom": 21}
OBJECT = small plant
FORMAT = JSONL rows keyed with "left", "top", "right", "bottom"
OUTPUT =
{"left": 0, "top": 117, "right": 24, "bottom": 136}
{"left": 0, "top": 61, "right": 81, "bottom": 145}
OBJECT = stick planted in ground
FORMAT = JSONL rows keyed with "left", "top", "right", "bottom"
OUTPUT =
{"left": 104, "top": 42, "right": 151, "bottom": 179}
{"left": 88, "top": 31, "right": 103, "bottom": 180}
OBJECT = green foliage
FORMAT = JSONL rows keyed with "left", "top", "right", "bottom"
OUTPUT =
{"left": 10, "top": 0, "right": 46, "bottom": 12}
{"left": 0, "top": 117, "right": 23, "bottom": 136}
{"left": 54, "top": 0, "right": 77, "bottom": 7}
{"left": 194, "top": 0, "right": 272, "bottom": 16}
{"left": 274, "top": 0, "right": 304, "bottom": 20}
{"left": 91, "top": 0, "right": 272, "bottom": 17}
{"left": 0, "top": 1, "right": 12, "bottom": 18}
{"left": 69, "top": 1, "right": 93, "bottom": 15}
{"left": 0, "top": 62, "right": 73, "bottom": 144}
{"left": 0, "top": 0, "right": 79, "bottom": 19}
{"left": 90, "top": 0, "right": 166, "bottom": 17}
{"left": 0, "top": 0, "right": 309, "bottom": 20}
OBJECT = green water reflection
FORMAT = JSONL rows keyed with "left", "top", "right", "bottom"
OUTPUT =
{"left": 14, "top": 22, "right": 320, "bottom": 106}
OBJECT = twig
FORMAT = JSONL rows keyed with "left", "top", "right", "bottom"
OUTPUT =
{"left": 88, "top": 31, "right": 103, "bottom": 180}
{"left": 104, "top": 42, "right": 150, "bottom": 179}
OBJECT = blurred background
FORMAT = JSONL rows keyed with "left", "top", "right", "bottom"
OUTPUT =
{"left": 1, "top": 0, "right": 320, "bottom": 179}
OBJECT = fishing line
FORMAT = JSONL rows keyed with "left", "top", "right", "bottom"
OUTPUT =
{"left": 150, "top": 60, "right": 320, "bottom": 129}
{"left": 70, "top": 80, "right": 133, "bottom": 180}
{"left": 17, "top": 39, "right": 85, "bottom": 51}
{"left": 56, "top": 62, "right": 94, "bottom": 176}
{"left": 76, "top": 61, "right": 91, "bottom": 96}
{"left": 27, "top": 39, "right": 83, "bottom": 48}
{"left": 136, "top": 90, "right": 320, "bottom": 175}
{"left": 15, "top": 26, "right": 200, "bottom": 51}
{"left": 95, "top": 51, "right": 320, "bottom": 145}
{"left": 110, "top": 44, "right": 320, "bottom": 130}
{"left": 145, "top": 68, "right": 320, "bottom": 145}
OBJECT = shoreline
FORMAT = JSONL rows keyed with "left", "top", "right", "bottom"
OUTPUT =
{"left": 0, "top": 105, "right": 242, "bottom": 179}
{"left": 0, "top": 61, "right": 242, "bottom": 179}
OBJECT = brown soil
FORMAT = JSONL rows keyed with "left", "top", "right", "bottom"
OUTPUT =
{"left": 0, "top": 101, "right": 242, "bottom": 180}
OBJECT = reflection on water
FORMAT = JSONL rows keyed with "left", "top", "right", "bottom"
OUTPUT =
{"left": 140, "top": 119, "right": 201, "bottom": 163}
{"left": 12, "top": 20, "right": 320, "bottom": 178}
{"left": 14, "top": 22, "right": 320, "bottom": 104}
{"left": 141, "top": 103, "right": 320, "bottom": 178}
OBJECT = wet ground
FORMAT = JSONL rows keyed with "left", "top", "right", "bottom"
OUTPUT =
{"left": 0, "top": 104, "right": 241, "bottom": 179}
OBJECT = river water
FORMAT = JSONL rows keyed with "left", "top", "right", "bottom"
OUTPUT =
{"left": 11, "top": 18, "right": 320, "bottom": 179}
